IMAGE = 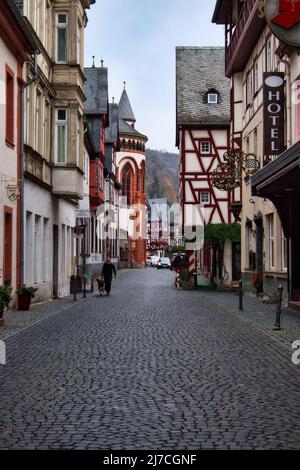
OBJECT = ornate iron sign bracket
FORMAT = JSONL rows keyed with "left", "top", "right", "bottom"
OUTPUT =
{"left": 211, "top": 150, "right": 260, "bottom": 191}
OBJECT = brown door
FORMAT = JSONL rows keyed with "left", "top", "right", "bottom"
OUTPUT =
{"left": 3, "top": 207, "right": 13, "bottom": 286}
{"left": 232, "top": 242, "right": 241, "bottom": 281}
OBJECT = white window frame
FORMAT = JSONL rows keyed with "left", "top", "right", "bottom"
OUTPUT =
{"left": 281, "top": 229, "right": 288, "bottom": 272}
{"left": 200, "top": 141, "right": 211, "bottom": 154}
{"left": 77, "top": 19, "right": 82, "bottom": 65}
{"left": 253, "top": 59, "right": 259, "bottom": 94}
{"left": 207, "top": 93, "right": 218, "bottom": 104}
{"left": 55, "top": 108, "right": 68, "bottom": 164}
{"left": 246, "top": 72, "right": 252, "bottom": 107}
{"left": 56, "top": 12, "right": 68, "bottom": 63}
{"left": 200, "top": 191, "right": 210, "bottom": 205}
{"left": 266, "top": 37, "right": 272, "bottom": 72}
{"left": 269, "top": 214, "right": 275, "bottom": 270}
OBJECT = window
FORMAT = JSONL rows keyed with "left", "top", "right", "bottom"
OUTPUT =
{"left": 55, "top": 109, "right": 67, "bottom": 164}
{"left": 45, "top": 1, "right": 50, "bottom": 51}
{"left": 200, "top": 141, "right": 210, "bottom": 154}
{"left": 61, "top": 224, "right": 66, "bottom": 277}
{"left": 200, "top": 191, "right": 210, "bottom": 205}
{"left": 43, "top": 218, "right": 49, "bottom": 282}
{"left": 207, "top": 93, "right": 218, "bottom": 104}
{"left": 56, "top": 13, "right": 68, "bottom": 63}
{"left": 44, "top": 101, "right": 51, "bottom": 160}
{"left": 246, "top": 72, "right": 252, "bottom": 107}
{"left": 122, "top": 163, "right": 132, "bottom": 206}
{"left": 76, "top": 115, "right": 81, "bottom": 166}
{"left": 35, "top": 90, "right": 42, "bottom": 153}
{"left": 35, "top": 0, "right": 40, "bottom": 36}
{"left": 266, "top": 37, "right": 272, "bottom": 72}
{"left": 269, "top": 214, "right": 275, "bottom": 270}
{"left": 253, "top": 59, "right": 259, "bottom": 94}
{"left": 281, "top": 229, "right": 288, "bottom": 271}
{"left": 5, "top": 66, "right": 14, "bottom": 146}
{"left": 77, "top": 20, "right": 82, "bottom": 64}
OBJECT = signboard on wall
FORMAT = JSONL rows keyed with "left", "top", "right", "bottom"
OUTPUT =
{"left": 265, "top": 0, "right": 300, "bottom": 47}
{"left": 263, "top": 72, "right": 285, "bottom": 158}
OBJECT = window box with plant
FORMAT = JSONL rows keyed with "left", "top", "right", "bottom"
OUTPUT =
{"left": 0, "top": 285, "right": 12, "bottom": 322}
{"left": 16, "top": 286, "right": 38, "bottom": 311}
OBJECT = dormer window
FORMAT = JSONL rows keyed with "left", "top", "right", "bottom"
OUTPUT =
{"left": 206, "top": 89, "right": 219, "bottom": 104}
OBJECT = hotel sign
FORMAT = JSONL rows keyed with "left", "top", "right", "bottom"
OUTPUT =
{"left": 263, "top": 72, "right": 285, "bottom": 157}
{"left": 264, "top": 0, "right": 300, "bottom": 47}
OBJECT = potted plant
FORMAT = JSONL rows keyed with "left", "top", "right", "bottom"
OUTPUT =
{"left": 16, "top": 285, "right": 38, "bottom": 311}
{"left": 252, "top": 272, "right": 263, "bottom": 295}
{"left": 0, "top": 284, "right": 12, "bottom": 322}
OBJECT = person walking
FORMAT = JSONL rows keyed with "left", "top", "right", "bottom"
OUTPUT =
{"left": 101, "top": 257, "right": 117, "bottom": 296}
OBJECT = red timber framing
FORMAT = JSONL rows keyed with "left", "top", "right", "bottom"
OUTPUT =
{"left": 180, "top": 126, "right": 231, "bottom": 226}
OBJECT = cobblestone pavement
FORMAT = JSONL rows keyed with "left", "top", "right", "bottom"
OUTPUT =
{"left": 0, "top": 269, "right": 300, "bottom": 450}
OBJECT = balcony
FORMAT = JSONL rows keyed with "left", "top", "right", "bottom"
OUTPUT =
{"left": 52, "top": 166, "right": 83, "bottom": 200}
{"left": 25, "top": 152, "right": 43, "bottom": 180}
{"left": 224, "top": 0, "right": 265, "bottom": 77}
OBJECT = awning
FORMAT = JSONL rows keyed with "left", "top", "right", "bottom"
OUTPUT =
{"left": 251, "top": 140, "right": 300, "bottom": 198}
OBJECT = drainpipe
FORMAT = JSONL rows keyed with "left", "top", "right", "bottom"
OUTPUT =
{"left": 20, "top": 52, "right": 39, "bottom": 286}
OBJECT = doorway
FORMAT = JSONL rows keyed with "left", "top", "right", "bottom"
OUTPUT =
{"left": 53, "top": 225, "right": 58, "bottom": 298}
{"left": 3, "top": 207, "right": 13, "bottom": 286}
{"left": 232, "top": 242, "right": 241, "bottom": 281}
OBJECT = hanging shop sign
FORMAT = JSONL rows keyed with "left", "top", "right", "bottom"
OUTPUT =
{"left": 264, "top": 0, "right": 300, "bottom": 47}
{"left": 263, "top": 72, "right": 285, "bottom": 157}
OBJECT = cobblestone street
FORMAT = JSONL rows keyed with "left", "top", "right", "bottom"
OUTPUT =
{"left": 1, "top": 269, "right": 300, "bottom": 450}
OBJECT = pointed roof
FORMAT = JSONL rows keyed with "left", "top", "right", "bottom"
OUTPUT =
{"left": 119, "top": 88, "right": 136, "bottom": 123}
{"left": 119, "top": 119, "right": 148, "bottom": 141}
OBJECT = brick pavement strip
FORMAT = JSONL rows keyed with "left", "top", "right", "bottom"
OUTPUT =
{"left": 0, "top": 269, "right": 300, "bottom": 450}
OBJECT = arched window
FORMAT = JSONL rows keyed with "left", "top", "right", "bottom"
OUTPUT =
{"left": 122, "top": 163, "right": 132, "bottom": 206}
{"left": 122, "top": 139, "right": 126, "bottom": 150}
{"left": 206, "top": 89, "right": 219, "bottom": 104}
{"left": 128, "top": 140, "right": 132, "bottom": 150}
{"left": 132, "top": 141, "right": 136, "bottom": 151}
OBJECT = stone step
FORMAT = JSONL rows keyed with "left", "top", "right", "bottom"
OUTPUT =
{"left": 289, "top": 301, "right": 300, "bottom": 312}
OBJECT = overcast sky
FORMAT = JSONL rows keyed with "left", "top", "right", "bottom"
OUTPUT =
{"left": 85, "top": 0, "right": 224, "bottom": 153}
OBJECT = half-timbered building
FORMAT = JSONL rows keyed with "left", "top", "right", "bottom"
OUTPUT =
{"left": 212, "top": 0, "right": 292, "bottom": 304}
{"left": 176, "top": 47, "right": 240, "bottom": 284}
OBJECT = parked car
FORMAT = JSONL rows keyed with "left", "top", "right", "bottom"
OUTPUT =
{"left": 151, "top": 256, "right": 160, "bottom": 267}
{"left": 146, "top": 256, "right": 152, "bottom": 267}
{"left": 157, "top": 257, "right": 171, "bottom": 269}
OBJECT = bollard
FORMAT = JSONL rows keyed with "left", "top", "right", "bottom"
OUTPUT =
{"left": 274, "top": 284, "right": 284, "bottom": 331}
{"left": 73, "top": 292, "right": 77, "bottom": 302}
{"left": 239, "top": 280, "right": 243, "bottom": 311}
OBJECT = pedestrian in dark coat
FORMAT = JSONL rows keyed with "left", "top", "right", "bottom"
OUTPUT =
{"left": 101, "top": 257, "right": 117, "bottom": 296}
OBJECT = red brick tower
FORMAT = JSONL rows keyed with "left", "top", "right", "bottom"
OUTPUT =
{"left": 116, "top": 84, "right": 148, "bottom": 268}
